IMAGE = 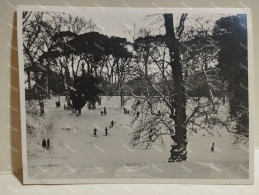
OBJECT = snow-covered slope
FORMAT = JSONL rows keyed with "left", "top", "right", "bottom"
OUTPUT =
{"left": 26, "top": 96, "right": 249, "bottom": 179}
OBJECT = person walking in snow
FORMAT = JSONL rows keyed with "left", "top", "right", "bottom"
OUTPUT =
{"left": 104, "top": 107, "right": 107, "bottom": 115}
{"left": 98, "top": 98, "right": 101, "bottom": 106}
{"left": 136, "top": 111, "right": 140, "bottom": 117}
{"left": 47, "top": 138, "right": 50, "bottom": 149}
{"left": 105, "top": 127, "right": 108, "bottom": 136}
{"left": 211, "top": 142, "right": 215, "bottom": 152}
{"left": 111, "top": 120, "right": 114, "bottom": 127}
{"left": 93, "top": 128, "right": 97, "bottom": 137}
{"left": 42, "top": 139, "right": 46, "bottom": 148}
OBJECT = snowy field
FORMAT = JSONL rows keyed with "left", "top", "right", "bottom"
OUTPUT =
{"left": 26, "top": 96, "right": 249, "bottom": 179}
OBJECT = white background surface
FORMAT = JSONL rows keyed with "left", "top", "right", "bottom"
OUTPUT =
{"left": 0, "top": 150, "right": 258, "bottom": 195}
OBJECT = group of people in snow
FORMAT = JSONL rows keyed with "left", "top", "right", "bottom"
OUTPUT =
{"left": 123, "top": 107, "right": 130, "bottom": 114}
{"left": 55, "top": 100, "right": 61, "bottom": 108}
{"left": 42, "top": 138, "right": 50, "bottom": 149}
{"left": 93, "top": 120, "right": 114, "bottom": 137}
{"left": 101, "top": 107, "right": 107, "bottom": 116}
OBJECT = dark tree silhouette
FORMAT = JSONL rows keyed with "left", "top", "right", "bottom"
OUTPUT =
{"left": 164, "top": 14, "right": 188, "bottom": 162}
{"left": 130, "top": 14, "right": 188, "bottom": 162}
{"left": 74, "top": 71, "right": 104, "bottom": 110}
{"left": 213, "top": 14, "right": 248, "bottom": 138}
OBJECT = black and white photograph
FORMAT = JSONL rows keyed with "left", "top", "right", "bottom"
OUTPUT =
{"left": 17, "top": 6, "right": 253, "bottom": 184}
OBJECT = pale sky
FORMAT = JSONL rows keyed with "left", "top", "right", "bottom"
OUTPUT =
{"left": 55, "top": 7, "right": 231, "bottom": 42}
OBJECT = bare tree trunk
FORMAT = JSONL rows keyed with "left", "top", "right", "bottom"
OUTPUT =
{"left": 144, "top": 50, "right": 149, "bottom": 76}
{"left": 45, "top": 59, "right": 50, "bottom": 99}
{"left": 64, "top": 65, "right": 71, "bottom": 107}
{"left": 27, "top": 70, "right": 31, "bottom": 90}
{"left": 120, "top": 82, "right": 124, "bottom": 106}
{"left": 164, "top": 14, "right": 187, "bottom": 162}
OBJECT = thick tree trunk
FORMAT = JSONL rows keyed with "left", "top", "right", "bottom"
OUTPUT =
{"left": 164, "top": 14, "right": 187, "bottom": 162}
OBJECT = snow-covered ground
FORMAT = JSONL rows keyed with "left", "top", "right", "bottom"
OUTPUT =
{"left": 26, "top": 96, "right": 249, "bottom": 179}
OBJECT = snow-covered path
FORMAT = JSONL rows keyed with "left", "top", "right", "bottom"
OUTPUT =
{"left": 26, "top": 96, "right": 249, "bottom": 179}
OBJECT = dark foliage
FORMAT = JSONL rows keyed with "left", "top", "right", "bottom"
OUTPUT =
{"left": 73, "top": 72, "right": 104, "bottom": 109}
{"left": 213, "top": 14, "right": 248, "bottom": 136}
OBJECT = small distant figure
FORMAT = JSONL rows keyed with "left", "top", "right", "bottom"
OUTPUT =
{"left": 111, "top": 120, "right": 114, "bottom": 127}
{"left": 206, "top": 113, "right": 208, "bottom": 120}
{"left": 211, "top": 142, "right": 215, "bottom": 152}
{"left": 40, "top": 107, "right": 45, "bottom": 116}
{"left": 47, "top": 138, "right": 50, "bottom": 149}
{"left": 42, "top": 139, "right": 46, "bottom": 148}
{"left": 104, "top": 107, "right": 107, "bottom": 115}
{"left": 98, "top": 98, "right": 101, "bottom": 106}
{"left": 136, "top": 111, "right": 140, "bottom": 117}
{"left": 56, "top": 101, "right": 61, "bottom": 108}
{"left": 158, "top": 110, "right": 161, "bottom": 115}
{"left": 101, "top": 111, "right": 103, "bottom": 116}
{"left": 64, "top": 104, "right": 66, "bottom": 110}
{"left": 77, "top": 108, "right": 81, "bottom": 116}
{"left": 124, "top": 108, "right": 129, "bottom": 115}
{"left": 105, "top": 127, "right": 108, "bottom": 136}
{"left": 137, "top": 99, "right": 140, "bottom": 106}
{"left": 93, "top": 128, "right": 97, "bottom": 137}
